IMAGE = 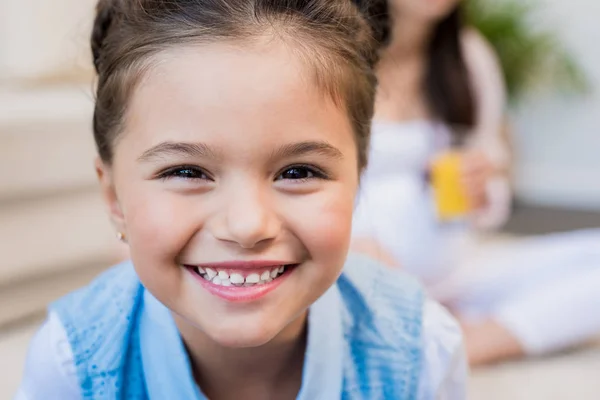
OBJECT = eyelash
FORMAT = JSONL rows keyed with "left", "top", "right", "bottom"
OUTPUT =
{"left": 156, "top": 164, "right": 328, "bottom": 182}
{"left": 157, "top": 165, "right": 212, "bottom": 181}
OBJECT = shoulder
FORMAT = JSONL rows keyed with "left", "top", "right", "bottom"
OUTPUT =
{"left": 45, "top": 262, "right": 144, "bottom": 393}
{"left": 418, "top": 301, "right": 468, "bottom": 399}
{"left": 51, "top": 261, "right": 142, "bottom": 325}
{"left": 15, "top": 313, "right": 81, "bottom": 399}
{"left": 339, "top": 254, "right": 424, "bottom": 359}
{"left": 460, "top": 28, "right": 506, "bottom": 95}
{"left": 340, "top": 252, "right": 425, "bottom": 323}
{"left": 461, "top": 28, "right": 500, "bottom": 69}
{"left": 339, "top": 254, "right": 461, "bottom": 398}
{"left": 15, "top": 263, "right": 140, "bottom": 400}
{"left": 57, "top": 261, "right": 140, "bottom": 302}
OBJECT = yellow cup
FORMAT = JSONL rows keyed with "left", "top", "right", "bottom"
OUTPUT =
{"left": 430, "top": 152, "right": 470, "bottom": 221}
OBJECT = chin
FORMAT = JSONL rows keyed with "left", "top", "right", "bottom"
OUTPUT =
{"left": 207, "top": 319, "right": 283, "bottom": 349}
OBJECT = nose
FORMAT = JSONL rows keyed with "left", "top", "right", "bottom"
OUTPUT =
{"left": 212, "top": 184, "right": 281, "bottom": 249}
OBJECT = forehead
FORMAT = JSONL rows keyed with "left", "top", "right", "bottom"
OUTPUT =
{"left": 122, "top": 41, "right": 355, "bottom": 154}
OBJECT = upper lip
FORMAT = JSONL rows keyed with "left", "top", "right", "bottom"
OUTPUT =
{"left": 185, "top": 260, "right": 296, "bottom": 269}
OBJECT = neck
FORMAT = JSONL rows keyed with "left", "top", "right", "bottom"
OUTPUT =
{"left": 175, "top": 312, "right": 308, "bottom": 399}
{"left": 384, "top": 9, "right": 435, "bottom": 60}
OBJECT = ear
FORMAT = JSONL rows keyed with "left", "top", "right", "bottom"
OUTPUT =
{"left": 95, "top": 157, "right": 127, "bottom": 236}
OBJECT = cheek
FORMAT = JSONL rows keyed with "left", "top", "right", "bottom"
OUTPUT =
{"left": 118, "top": 183, "right": 203, "bottom": 270}
{"left": 289, "top": 183, "right": 356, "bottom": 263}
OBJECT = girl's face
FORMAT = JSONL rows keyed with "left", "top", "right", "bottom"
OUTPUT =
{"left": 97, "top": 41, "right": 360, "bottom": 348}
{"left": 390, "top": 0, "right": 459, "bottom": 22}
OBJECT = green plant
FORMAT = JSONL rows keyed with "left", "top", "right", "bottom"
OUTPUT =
{"left": 465, "top": 0, "right": 589, "bottom": 101}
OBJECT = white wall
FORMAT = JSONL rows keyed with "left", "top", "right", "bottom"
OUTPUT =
{"left": 0, "top": 0, "right": 96, "bottom": 83}
{"left": 511, "top": 0, "right": 600, "bottom": 209}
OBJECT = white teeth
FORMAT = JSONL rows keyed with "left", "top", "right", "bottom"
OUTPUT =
{"left": 230, "top": 273, "right": 245, "bottom": 285}
{"left": 206, "top": 268, "right": 217, "bottom": 279}
{"left": 218, "top": 271, "right": 229, "bottom": 280}
{"left": 193, "top": 265, "right": 290, "bottom": 286}
{"left": 245, "top": 273, "right": 260, "bottom": 284}
{"left": 260, "top": 271, "right": 271, "bottom": 281}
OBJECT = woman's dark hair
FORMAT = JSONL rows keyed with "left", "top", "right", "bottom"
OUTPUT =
{"left": 427, "top": 7, "right": 476, "bottom": 135}
{"left": 375, "top": 4, "right": 476, "bottom": 138}
{"left": 91, "top": 0, "right": 384, "bottom": 169}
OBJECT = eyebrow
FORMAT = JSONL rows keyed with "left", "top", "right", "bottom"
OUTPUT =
{"left": 137, "top": 141, "right": 220, "bottom": 162}
{"left": 270, "top": 141, "right": 344, "bottom": 161}
{"left": 137, "top": 140, "right": 343, "bottom": 163}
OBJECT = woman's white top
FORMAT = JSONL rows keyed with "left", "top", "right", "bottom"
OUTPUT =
{"left": 353, "top": 120, "right": 511, "bottom": 286}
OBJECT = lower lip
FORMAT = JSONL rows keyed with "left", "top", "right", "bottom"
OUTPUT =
{"left": 187, "top": 267, "right": 294, "bottom": 303}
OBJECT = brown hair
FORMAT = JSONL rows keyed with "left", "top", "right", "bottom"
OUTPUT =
{"left": 426, "top": 7, "right": 476, "bottom": 137}
{"left": 91, "top": 0, "right": 383, "bottom": 169}
{"left": 371, "top": 4, "right": 476, "bottom": 140}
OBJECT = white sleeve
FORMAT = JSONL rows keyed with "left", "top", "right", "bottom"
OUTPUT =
{"left": 417, "top": 300, "right": 469, "bottom": 400}
{"left": 13, "top": 312, "right": 81, "bottom": 400}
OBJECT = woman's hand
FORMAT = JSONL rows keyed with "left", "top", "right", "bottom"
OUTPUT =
{"left": 460, "top": 150, "right": 494, "bottom": 211}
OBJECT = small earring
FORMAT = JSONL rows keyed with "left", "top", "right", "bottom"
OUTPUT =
{"left": 116, "top": 232, "right": 127, "bottom": 243}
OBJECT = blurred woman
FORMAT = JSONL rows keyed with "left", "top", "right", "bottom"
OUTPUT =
{"left": 353, "top": 0, "right": 600, "bottom": 365}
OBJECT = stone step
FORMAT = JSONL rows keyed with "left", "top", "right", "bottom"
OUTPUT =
{"left": 0, "top": 189, "right": 124, "bottom": 286}
{"left": 0, "top": 262, "right": 108, "bottom": 329}
{"left": 0, "top": 86, "right": 98, "bottom": 201}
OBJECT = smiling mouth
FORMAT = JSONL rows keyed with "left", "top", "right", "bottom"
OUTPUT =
{"left": 186, "top": 264, "right": 293, "bottom": 287}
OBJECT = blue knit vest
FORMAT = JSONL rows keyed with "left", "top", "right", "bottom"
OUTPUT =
{"left": 52, "top": 255, "right": 424, "bottom": 399}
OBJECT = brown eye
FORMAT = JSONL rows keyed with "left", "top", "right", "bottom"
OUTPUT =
{"left": 280, "top": 167, "right": 313, "bottom": 180}
{"left": 173, "top": 168, "right": 205, "bottom": 179}
{"left": 276, "top": 165, "right": 327, "bottom": 181}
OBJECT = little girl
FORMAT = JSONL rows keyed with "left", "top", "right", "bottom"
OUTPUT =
{"left": 15, "top": 1, "right": 466, "bottom": 398}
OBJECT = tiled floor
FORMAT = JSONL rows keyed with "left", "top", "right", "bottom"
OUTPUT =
{"left": 470, "top": 346, "right": 600, "bottom": 399}
{"left": 2, "top": 320, "right": 600, "bottom": 400}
